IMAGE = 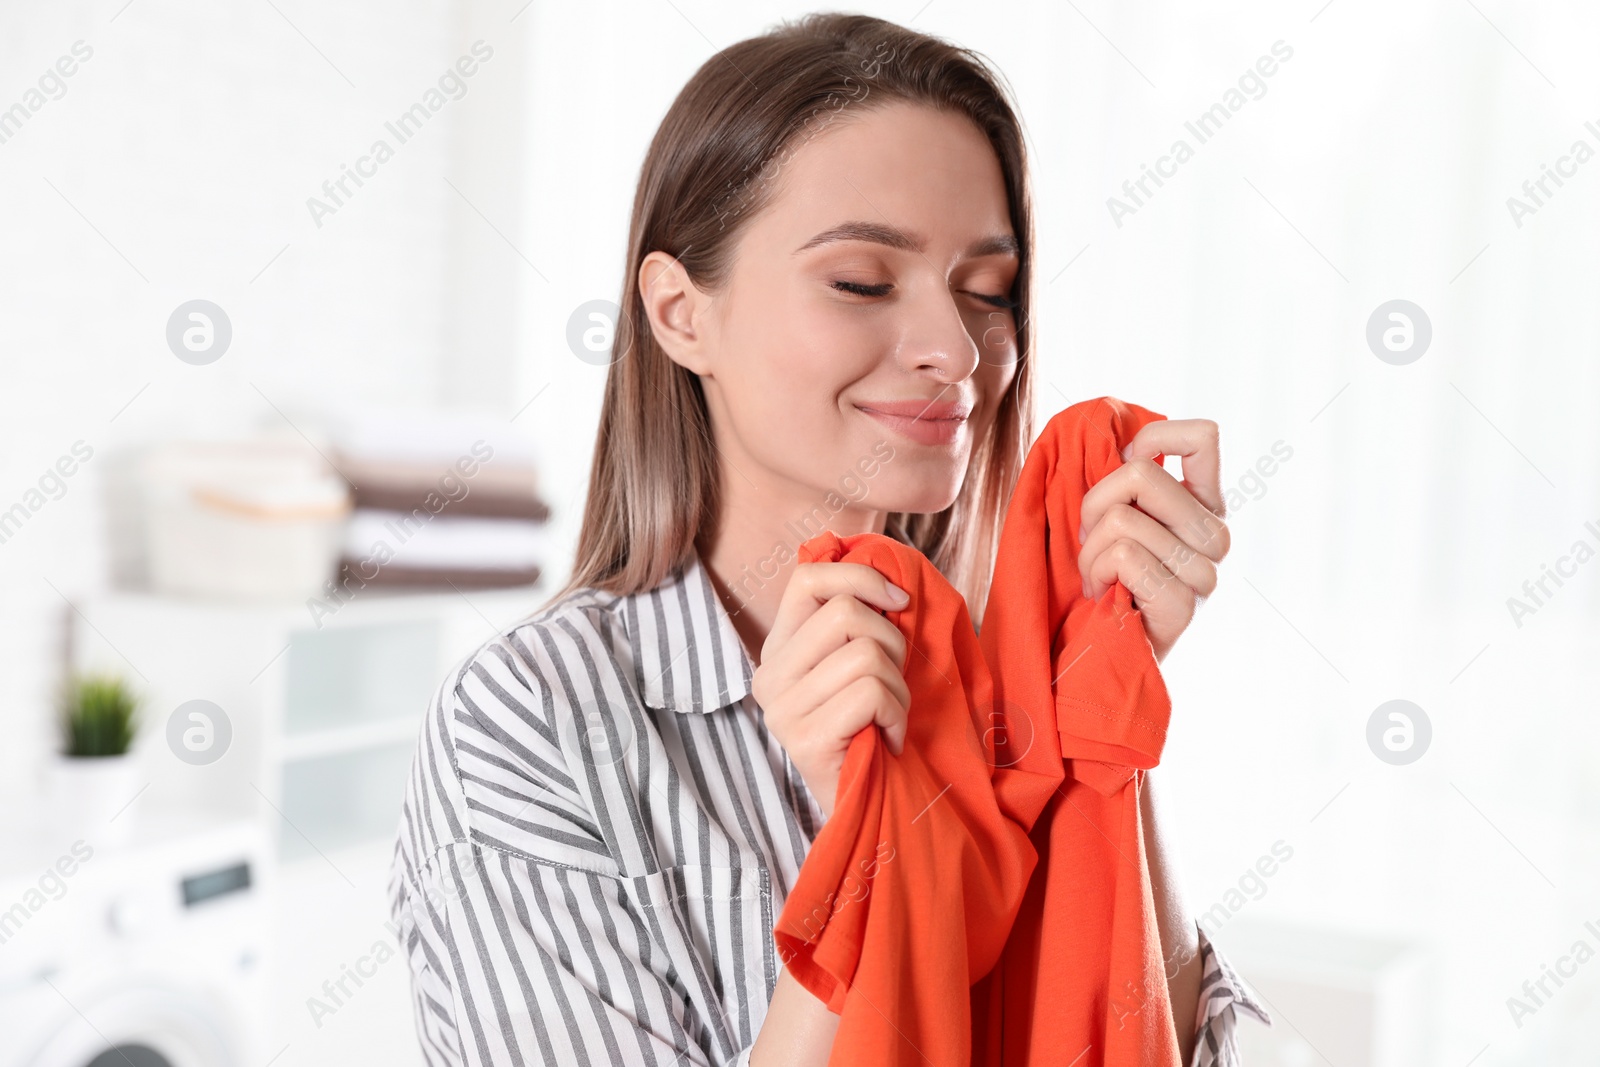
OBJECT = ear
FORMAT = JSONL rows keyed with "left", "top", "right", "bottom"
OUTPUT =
{"left": 639, "top": 250, "right": 716, "bottom": 376}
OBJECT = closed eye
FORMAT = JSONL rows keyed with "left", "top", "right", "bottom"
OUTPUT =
{"left": 832, "top": 280, "right": 893, "bottom": 298}
{"left": 964, "top": 290, "right": 1019, "bottom": 310}
{"left": 832, "top": 279, "right": 1019, "bottom": 310}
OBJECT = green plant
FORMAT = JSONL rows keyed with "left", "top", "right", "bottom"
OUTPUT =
{"left": 59, "top": 672, "right": 140, "bottom": 757}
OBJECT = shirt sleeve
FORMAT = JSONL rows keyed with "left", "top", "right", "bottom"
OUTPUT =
{"left": 1188, "top": 922, "right": 1272, "bottom": 1067}
{"left": 388, "top": 647, "right": 759, "bottom": 1067}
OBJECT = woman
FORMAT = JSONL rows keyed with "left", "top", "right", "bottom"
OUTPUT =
{"left": 390, "top": 12, "right": 1268, "bottom": 1066}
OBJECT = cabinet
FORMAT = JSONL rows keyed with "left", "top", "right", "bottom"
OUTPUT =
{"left": 68, "top": 583, "right": 547, "bottom": 862}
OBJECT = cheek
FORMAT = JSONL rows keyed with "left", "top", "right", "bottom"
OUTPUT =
{"left": 714, "top": 317, "right": 845, "bottom": 465}
{"left": 969, "top": 308, "right": 1018, "bottom": 368}
{"left": 728, "top": 289, "right": 882, "bottom": 413}
{"left": 971, "top": 341, "right": 1018, "bottom": 426}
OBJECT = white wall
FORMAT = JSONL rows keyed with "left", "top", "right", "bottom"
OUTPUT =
{"left": 0, "top": 0, "right": 531, "bottom": 790}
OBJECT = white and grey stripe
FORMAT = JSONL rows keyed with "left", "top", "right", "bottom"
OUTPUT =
{"left": 1190, "top": 922, "right": 1272, "bottom": 1067}
{"left": 389, "top": 547, "right": 1266, "bottom": 1066}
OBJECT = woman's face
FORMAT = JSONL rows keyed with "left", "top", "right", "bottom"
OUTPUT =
{"left": 648, "top": 100, "right": 1020, "bottom": 529}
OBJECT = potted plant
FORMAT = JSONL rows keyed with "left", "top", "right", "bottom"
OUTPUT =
{"left": 52, "top": 671, "right": 143, "bottom": 844}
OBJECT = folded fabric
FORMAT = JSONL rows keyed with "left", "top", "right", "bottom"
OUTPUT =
{"left": 342, "top": 509, "right": 547, "bottom": 571}
{"left": 971, "top": 395, "right": 1179, "bottom": 1067}
{"left": 334, "top": 558, "right": 542, "bottom": 590}
{"left": 338, "top": 454, "right": 550, "bottom": 521}
{"left": 773, "top": 530, "right": 1037, "bottom": 1066}
{"left": 777, "top": 395, "right": 1179, "bottom": 1066}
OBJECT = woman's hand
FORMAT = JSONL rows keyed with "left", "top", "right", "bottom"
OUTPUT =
{"left": 750, "top": 561, "right": 912, "bottom": 821}
{"left": 1077, "top": 417, "right": 1230, "bottom": 664}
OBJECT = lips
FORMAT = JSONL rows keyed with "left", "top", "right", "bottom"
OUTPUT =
{"left": 856, "top": 399, "right": 971, "bottom": 446}
{"left": 855, "top": 399, "right": 972, "bottom": 421}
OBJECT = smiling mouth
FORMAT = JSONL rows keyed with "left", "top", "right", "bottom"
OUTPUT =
{"left": 855, "top": 404, "right": 970, "bottom": 446}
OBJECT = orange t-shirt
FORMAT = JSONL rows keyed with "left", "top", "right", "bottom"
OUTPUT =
{"left": 773, "top": 396, "right": 1179, "bottom": 1067}
{"left": 773, "top": 528, "right": 1038, "bottom": 1063}
{"left": 971, "top": 396, "right": 1180, "bottom": 1067}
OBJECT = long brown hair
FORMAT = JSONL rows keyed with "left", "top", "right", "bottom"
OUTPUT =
{"left": 548, "top": 12, "right": 1036, "bottom": 627}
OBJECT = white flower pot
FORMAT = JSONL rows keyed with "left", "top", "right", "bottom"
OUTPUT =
{"left": 49, "top": 753, "right": 144, "bottom": 847}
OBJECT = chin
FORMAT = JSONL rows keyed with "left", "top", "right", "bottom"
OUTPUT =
{"left": 875, "top": 478, "right": 964, "bottom": 518}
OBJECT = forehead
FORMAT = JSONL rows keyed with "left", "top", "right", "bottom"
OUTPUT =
{"left": 749, "top": 101, "right": 1016, "bottom": 257}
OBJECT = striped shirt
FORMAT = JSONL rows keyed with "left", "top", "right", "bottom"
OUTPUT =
{"left": 388, "top": 546, "right": 1271, "bottom": 1066}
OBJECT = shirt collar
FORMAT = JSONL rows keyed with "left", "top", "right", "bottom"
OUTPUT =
{"left": 620, "top": 547, "right": 755, "bottom": 714}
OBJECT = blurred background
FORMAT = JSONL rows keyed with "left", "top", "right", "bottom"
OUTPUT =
{"left": 1, "top": 1, "right": 1596, "bottom": 1064}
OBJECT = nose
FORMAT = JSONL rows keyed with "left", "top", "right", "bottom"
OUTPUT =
{"left": 897, "top": 284, "right": 981, "bottom": 384}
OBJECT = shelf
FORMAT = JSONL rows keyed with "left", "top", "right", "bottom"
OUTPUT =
{"left": 70, "top": 580, "right": 553, "bottom": 865}
{"left": 80, "top": 580, "right": 551, "bottom": 631}
{"left": 284, "top": 620, "right": 442, "bottom": 735}
{"left": 278, "top": 743, "right": 418, "bottom": 862}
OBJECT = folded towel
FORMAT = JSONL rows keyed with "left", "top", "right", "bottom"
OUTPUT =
{"left": 342, "top": 509, "right": 547, "bottom": 571}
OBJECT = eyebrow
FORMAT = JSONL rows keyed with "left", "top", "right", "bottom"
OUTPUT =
{"left": 793, "top": 220, "right": 1019, "bottom": 259}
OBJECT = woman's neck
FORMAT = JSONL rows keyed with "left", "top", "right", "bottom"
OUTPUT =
{"left": 696, "top": 503, "right": 888, "bottom": 668}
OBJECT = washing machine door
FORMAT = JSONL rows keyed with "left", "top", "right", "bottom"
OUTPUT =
{"left": 81, "top": 1050, "right": 173, "bottom": 1067}
{"left": 18, "top": 980, "right": 239, "bottom": 1067}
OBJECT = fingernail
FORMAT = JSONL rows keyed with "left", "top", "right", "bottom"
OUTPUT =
{"left": 1078, "top": 524, "right": 1088, "bottom": 544}
{"left": 885, "top": 582, "right": 909, "bottom": 605}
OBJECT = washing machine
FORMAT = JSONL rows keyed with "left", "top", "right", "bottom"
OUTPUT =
{"left": 0, "top": 804, "right": 270, "bottom": 1067}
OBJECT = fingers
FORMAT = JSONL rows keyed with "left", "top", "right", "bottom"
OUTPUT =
{"left": 787, "top": 635, "right": 912, "bottom": 749}
{"left": 1083, "top": 536, "right": 1198, "bottom": 638}
{"left": 761, "top": 590, "right": 909, "bottom": 712}
{"left": 1081, "top": 456, "right": 1229, "bottom": 567}
{"left": 810, "top": 673, "right": 912, "bottom": 757}
{"left": 763, "top": 561, "right": 911, "bottom": 656}
{"left": 1080, "top": 503, "right": 1220, "bottom": 602}
{"left": 1119, "top": 418, "right": 1225, "bottom": 517}
{"left": 752, "top": 558, "right": 920, "bottom": 812}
